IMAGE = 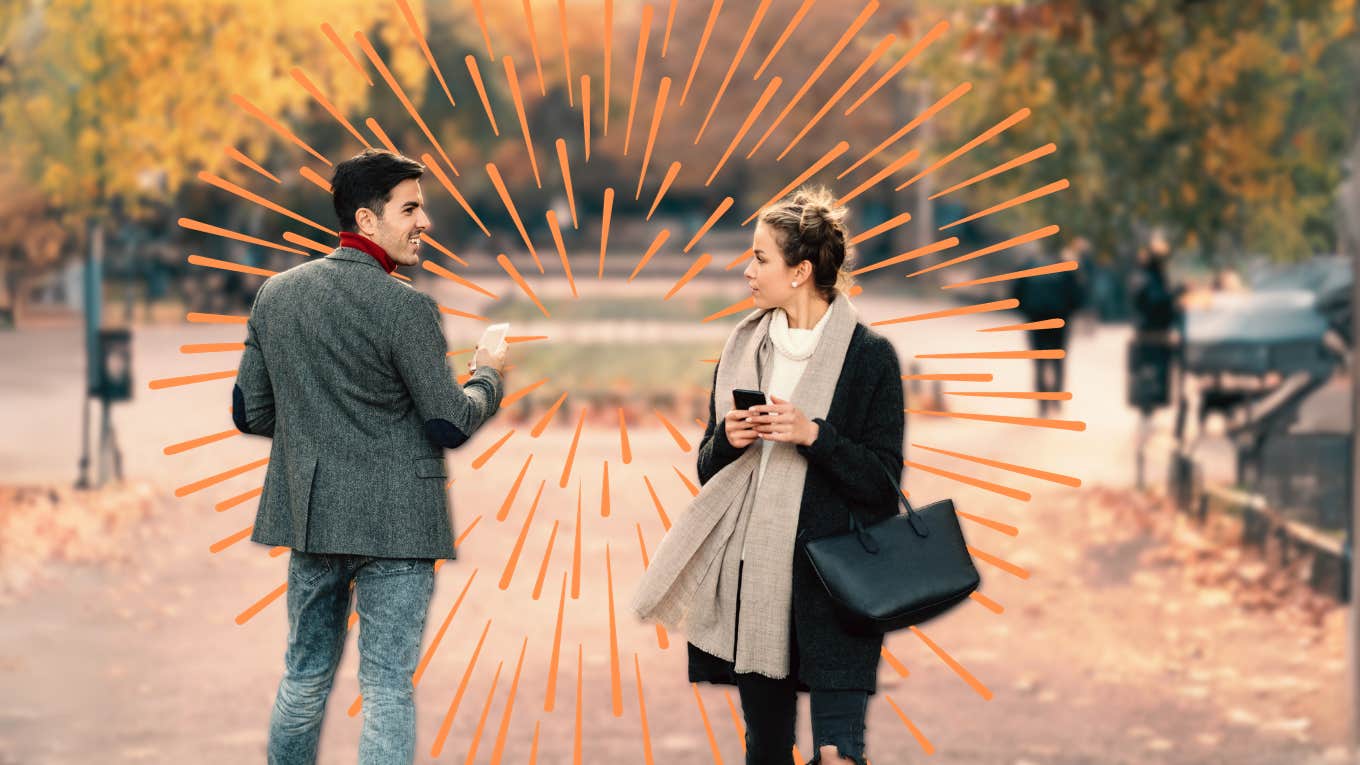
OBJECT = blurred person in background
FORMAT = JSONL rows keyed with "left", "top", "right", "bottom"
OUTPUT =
{"left": 1011, "top": 237, "right": 1088, "bottom": 416}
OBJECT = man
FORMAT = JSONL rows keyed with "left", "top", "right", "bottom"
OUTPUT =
{"left": 1011, "top": 238, "right": 1087, "bottom": 416}
{"left": 232, "top": 148, "right": 506, "bottom": 764}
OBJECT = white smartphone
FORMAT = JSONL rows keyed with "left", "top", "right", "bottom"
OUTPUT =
{"left": 478, "top": 322, "right": 509, "bottom": 353}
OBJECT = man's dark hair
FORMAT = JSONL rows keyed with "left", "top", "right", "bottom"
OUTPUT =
{"left": 331, "top": 149, "right": 425, "bottom": 232}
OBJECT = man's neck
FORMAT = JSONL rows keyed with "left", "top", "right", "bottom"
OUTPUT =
{"left": 339, "top": 231, "right": 396, "bottom": 274}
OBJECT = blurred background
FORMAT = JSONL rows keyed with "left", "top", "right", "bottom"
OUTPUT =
{"left": 1, "top": 0, "right": 1358, "bottom": 762}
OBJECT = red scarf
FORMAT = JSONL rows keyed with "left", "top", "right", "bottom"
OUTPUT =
{"left": 339, "top": 232, "right": 397, "bottom": 274}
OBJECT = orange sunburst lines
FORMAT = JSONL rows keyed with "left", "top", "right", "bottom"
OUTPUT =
{"left": 623, "top": 5, "right": 654, "bottom": 156}
{"left": 906, "top": 225, "right": 1059, "bottom": 279}
{"left": 746, "top": 1, "right": 879, "bottom": 159}
{"left": 431, "top": 619, "right": 493, "bottom": 757}
{"left": 556, "top": 140, "right": 579, "bottom": 228}
{"left": 320, "top": 22, "right": 371, "bottom": 85}
{"left": 499, "top": 480, "right": 547, "bottom": 590}
{"left": 694, "top": 0, "right": 772, "bottom": 144}
{"left": 837, "top": 147, "right": 919, "bottom": 206}
{"left": 354, "top": 31, "right": 458, "bottom": 175}
{"left": 647, "top": 162, "right": 682, "bottom": 220}
{"left": 907, "top": 408, "right": 1087, "bottom": 432}
{"left": 776, "top": 32, "right": 897, "bottom": 161}
{"left": 870, "top": 299, "right": 1017, "bottom": 327}
{"left": 845, "top": 19, "right": 950, "bottom": 116}
{"left": 496, "top": 455, "right": 534, "bottom": 521}
{"left": 741, "top": 141, "right": 850, "bottom": 225}
{"left": 680, "top": 0, "right": 724, "bottom": 106}
{"left": 636, "top": 77, "right": 672, "bottom": 199}
{"left": 422, "top": 154, "right": 490, "bottom": 237}
{"left": 188, "top": 254, "right": 276, "bottom": 279}
{"left": 497, "top": 254, "right": 550, "bottom": 317}
{"left": 629, "top": 229, "right": 671, "bottom": 282}
{"left": 684, "top": 198, "right": 733, "bottom": 253}
{"left": 502, "top": 56, "right": 543, "bottom": 188}
{"left": 838, "top": 81, "right": 972, "bottom": 179}
{"left": 531, "top": 520, "right": 560, "bottom": 600}
{"left": 598, "top": 187, "right": 615, "bottom": 278}
{"left": 545, "top": 212, "right": 579, "bottom": 298}
{"left": 231, "top": 93, "right": 331, "bottom": 166}
{"left": 225, "top": 146, "right": 281, "bottom": 183}
{"left": 931, "top": 143, "right": 1057, "bottom": 200}
{"left": 707, "top": 77, "right": 782, "bottom": 186}
{"left": 894, "top": 107, "right": 1031, "bottom": 192}
{"left": 194, "top": 171, "right": 338, "bottom": 235}
{"left": 465, "top": 55, "right": 500, "bottom": 135}
{"left": 290, "top": 66, "right": 370, "bottom": 149}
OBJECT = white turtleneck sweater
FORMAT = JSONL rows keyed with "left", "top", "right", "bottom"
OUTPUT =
{"left": 743, "top": 303, "right": 832, "bottom": 560}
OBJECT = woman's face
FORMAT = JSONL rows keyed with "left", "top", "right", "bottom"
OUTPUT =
{"left": 745, "top": 222, "right": 807, "bottom": 310}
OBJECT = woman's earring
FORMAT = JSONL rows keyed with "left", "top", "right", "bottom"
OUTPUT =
{"left": 791, "top": 281, "right": 798, "bottom": 287}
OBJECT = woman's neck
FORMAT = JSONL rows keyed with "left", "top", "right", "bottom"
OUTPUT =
{"left": 783, "top": 293, "right": 831, "bottom": 329}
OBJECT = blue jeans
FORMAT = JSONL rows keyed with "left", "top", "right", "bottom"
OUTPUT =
{"left": 267, "top": 551, "right": 435, "bottom": 765}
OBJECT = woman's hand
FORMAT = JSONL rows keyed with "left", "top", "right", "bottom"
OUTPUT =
{"left": 750, "top": 395, "right": 819, "bottom": 446}
{"left": 723, "top": 407, "right": 760, "bottom": 449}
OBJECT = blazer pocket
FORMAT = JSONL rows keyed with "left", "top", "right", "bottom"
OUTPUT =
{"left": 414, "top": 457, "right": 447, "bottom": 478}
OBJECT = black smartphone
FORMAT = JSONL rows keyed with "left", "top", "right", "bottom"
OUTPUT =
{"left": 732, "top": 388, "right": 768, "bottom": 412}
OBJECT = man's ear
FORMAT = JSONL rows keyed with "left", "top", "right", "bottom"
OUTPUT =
{"left": 355, "top": 207, "right": 379, "bottom": 237}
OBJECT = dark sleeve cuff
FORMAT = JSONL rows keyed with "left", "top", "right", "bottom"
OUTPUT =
{"left": 796, "top": 417, "right": 836, "bottom": 462}
{"left": 710, "top": 415, "right": 748, "bottom": 460}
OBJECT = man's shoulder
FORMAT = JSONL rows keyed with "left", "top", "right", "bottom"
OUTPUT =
{"left": 255, "top": 257, "right": 433, "bottom": 319}
{"left": 253, "top": 257, "right": 325, "bottom": 305}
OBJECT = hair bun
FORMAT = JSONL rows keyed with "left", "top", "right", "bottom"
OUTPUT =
{"left": 793, "top": 189, "right": 847, "bottom": 244}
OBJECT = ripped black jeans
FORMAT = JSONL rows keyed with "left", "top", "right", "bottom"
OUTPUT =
{"left": 733, "top": 562, "right": 869, "bottom": 765}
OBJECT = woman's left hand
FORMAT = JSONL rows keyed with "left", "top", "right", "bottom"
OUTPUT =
{"left": 750, "top": 395, "right": 819, "bottom": 446}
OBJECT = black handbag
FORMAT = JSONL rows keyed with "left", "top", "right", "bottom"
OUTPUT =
{"left": 803, "top": 461, "right": 981, "bottom": 634}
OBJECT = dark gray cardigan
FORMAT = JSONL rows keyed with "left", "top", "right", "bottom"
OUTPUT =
{"left": 688, "top": 321, "right": 905, "bottom": 693}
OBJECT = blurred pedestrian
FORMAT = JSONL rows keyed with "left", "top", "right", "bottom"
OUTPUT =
{"left": 1011, "top": 238, "right": 1087, "bottom": 416}
{"left": 1126, "top": 234, "right": 1186, "bottom": 486}
{"left": 1130, "top": 234, "right": 1185, "bottom": 340}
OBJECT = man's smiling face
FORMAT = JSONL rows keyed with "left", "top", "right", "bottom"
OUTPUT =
{"left": 363, "top": 178, "right": 431, "bottom": 267}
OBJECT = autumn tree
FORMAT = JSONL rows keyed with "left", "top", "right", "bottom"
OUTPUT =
{"left": 927, "top": 0, "right": 1360, "bottom": 265}
{"left": 0, "top": 0, "right": 428, "bottom": 296}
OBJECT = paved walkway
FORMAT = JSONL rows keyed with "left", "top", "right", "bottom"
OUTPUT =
{"left": 0, "top": 287, "right": 1350, "bottom": 764}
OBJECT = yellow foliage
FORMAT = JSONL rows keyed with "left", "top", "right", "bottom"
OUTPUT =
{"left": 1, "top": 0, "right": 427, "bottom": 217}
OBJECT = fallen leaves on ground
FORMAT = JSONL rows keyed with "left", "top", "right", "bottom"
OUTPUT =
{"left": 0, "top": 482, "right": 160, "bottom": 603}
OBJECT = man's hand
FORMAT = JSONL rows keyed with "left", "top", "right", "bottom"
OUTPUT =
{"left": 471, "top": 342, "right": 508, "bottom": 375}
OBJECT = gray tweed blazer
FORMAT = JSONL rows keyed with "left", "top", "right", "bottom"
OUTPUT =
{"left": 231, "top": 246, "right": 504, "bottom": 559}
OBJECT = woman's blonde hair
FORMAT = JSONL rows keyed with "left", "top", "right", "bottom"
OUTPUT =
{"left": 757, "top": 185, "right": 855, "bottom": 301}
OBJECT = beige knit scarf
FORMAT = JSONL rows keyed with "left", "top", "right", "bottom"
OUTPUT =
{"left": 630, "top": 292, "right": 857, "bottom": 678}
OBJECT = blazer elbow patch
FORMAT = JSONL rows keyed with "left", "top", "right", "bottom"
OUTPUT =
{"left": 424, "top": 418, "right": 470, "bottom": 448}
{"left": 231, "top": 385, "right": 251, "bottom": 435}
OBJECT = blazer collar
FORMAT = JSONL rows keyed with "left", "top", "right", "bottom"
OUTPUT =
{"left": 326, "top": 247, "right": 387, "bottom": 270}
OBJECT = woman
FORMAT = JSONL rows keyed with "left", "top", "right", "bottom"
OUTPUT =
{"left": 632, "top": 187, "right": 905, "bottom": 765}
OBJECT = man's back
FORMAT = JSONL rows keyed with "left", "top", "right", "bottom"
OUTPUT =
{"left": 233, "top": 247, "right": 503, "bottom": 558}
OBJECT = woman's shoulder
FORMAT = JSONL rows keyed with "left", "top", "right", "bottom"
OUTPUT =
{"left": 850, "top": 322, "right": 898, "bottom": 359}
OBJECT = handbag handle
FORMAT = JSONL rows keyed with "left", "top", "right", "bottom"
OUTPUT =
{"left": 838, "top": 459, "right": 930, "bottom": 552}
